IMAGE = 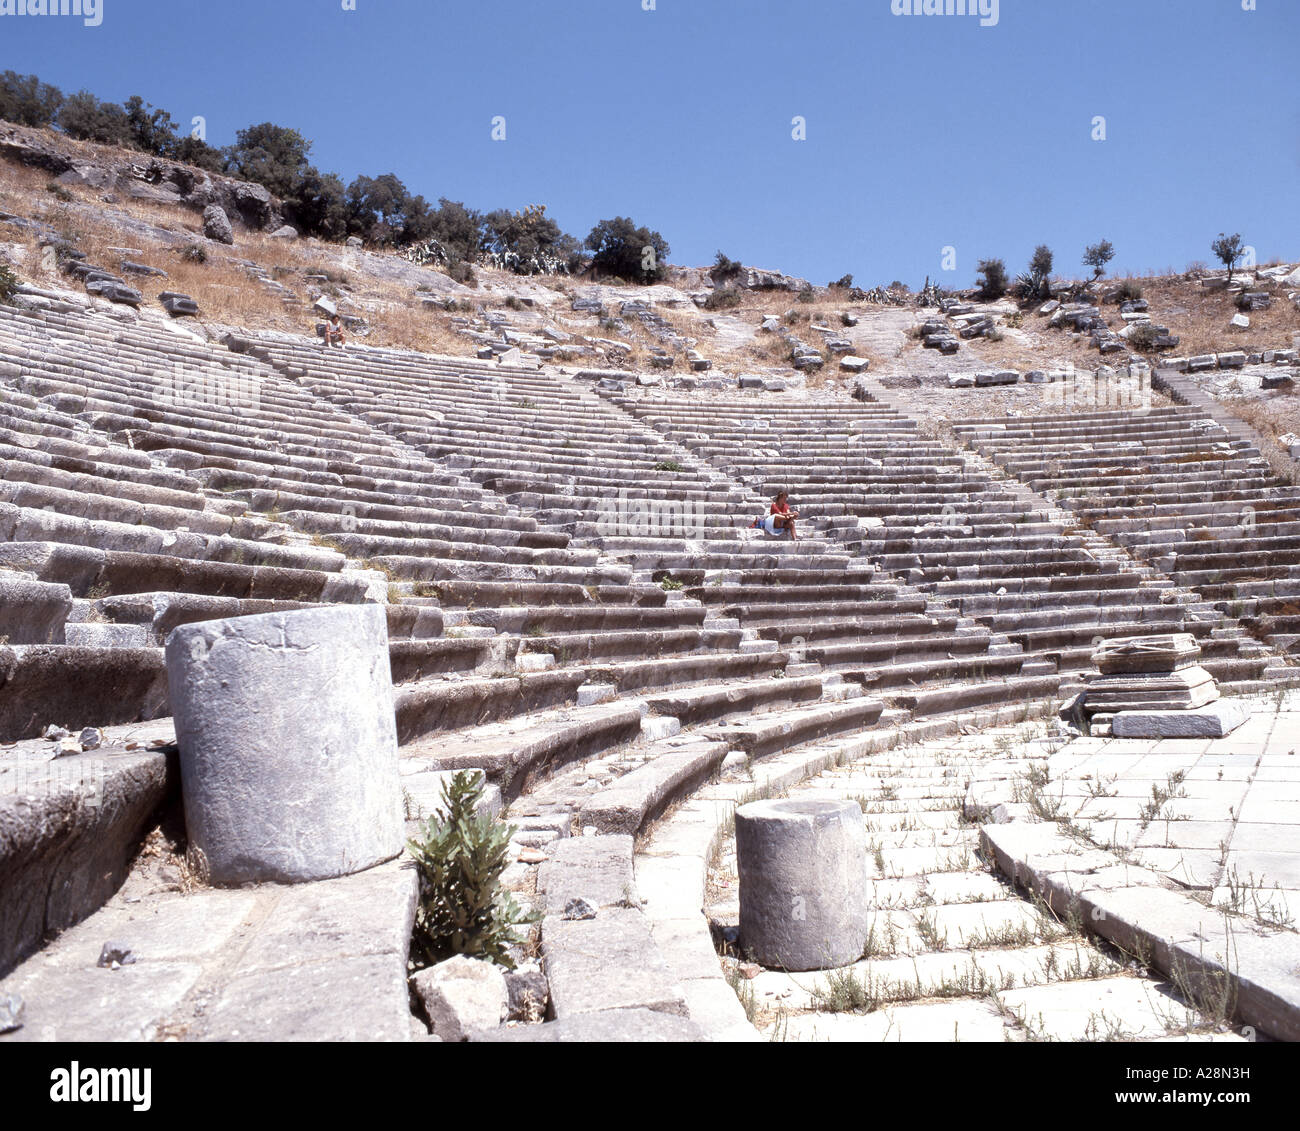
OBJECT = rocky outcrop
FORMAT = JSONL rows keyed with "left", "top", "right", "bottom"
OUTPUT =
{"left": 0, "top": 122, "right": 285, "bottom": 233}
{"left": 731, "top": 266, "right": 810, "bottom": 292}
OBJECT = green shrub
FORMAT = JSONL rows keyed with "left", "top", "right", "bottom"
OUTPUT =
{"left": 1116, "top": 278, "right": 1143, "bottom": 302}
{"left": 830, "top": 273, "right": 854, "bottom": 289}
{"left": 448, "top": 258, "right": 477, "bottom": 287}
{"left": 654, "top": 459, "right": 686, "bottom": 472}
{"left": 45, "top": 181, "right": 73, "bottom": 202}
{"left": 182, "top": 243, "right": 208, "bottom": 264}
{"left": 1083, "top": 239, "right": 1116, "bottom": 280}
{"left": 407, "top": 770, "right": 537, "bottom": 971}
{"left": 660, "top": 577, "right": 683, "bottom": 591}
{"left": 976, "top": 258, "right": 1008, "bottom": 300}
{"left": 0, "top": 70, "right": 64, "bottom": 128}
{"left": 1127, "top": 322, "right": 1160, "bottom": 352}
{"left": 584, "top": 216, "right": 670, "bottom": 284}
{"left": 0, "top": 261, "right": 19, "bottom": 303}
{"left": 703, "top": 286, "right": 742, "bottom": 311}
{"left": 796, "top": 285, "right": 815, "bottom": 304}
{"left": 1211, "top": 232, "right": 1246, "bottom": 281}
{"left": 1015, "top": 245, "right": 1053, "bottom": 299}
{"left": 711, "top": 250, "right": 743, "bottom": 283}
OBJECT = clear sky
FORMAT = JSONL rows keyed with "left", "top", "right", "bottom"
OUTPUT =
{"left": 3, "top": 0, "right": 1297, "bottom": 287}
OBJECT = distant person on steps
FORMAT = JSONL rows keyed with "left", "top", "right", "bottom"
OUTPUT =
{"left": 752, "top": 490, "right": 799, "bottom": 540}
{"left": 324, "top": 313, "right": 346, "bottom": 348}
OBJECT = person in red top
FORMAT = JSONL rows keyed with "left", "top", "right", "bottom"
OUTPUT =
{"left": 770, "top": 490, "right": 798, "bottom": 540}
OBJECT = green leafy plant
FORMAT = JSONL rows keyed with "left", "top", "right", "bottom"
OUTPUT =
{"left": 407, "top": 770, "right": 537, "bottom": 971}
{"left": 976, "top": 257, "right": 1008, "bottom": 300}
{"left": 711, "top": 250, "right": 743, "bottom": 283}
{"left": 703, "top": 285, "right": 742, "bottom": 311}
{"left": 0, "top": 261, "right": 18, "bottom": 303}
{"left": 1083, "top": 239, "right": 1115, "bottom": 280}
{"left": 1211, "top": 232, "right": 1246, "bottom": 282}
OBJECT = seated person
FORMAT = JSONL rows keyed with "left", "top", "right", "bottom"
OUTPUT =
{"left": 323, "top": 313, "right": 346, "bottom": 347}
{"left": 752, "top": 491, "right": 799, "bottom": 540}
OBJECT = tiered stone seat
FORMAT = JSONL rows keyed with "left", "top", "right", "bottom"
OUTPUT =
{"left": 615, "top": 395, "right": 1282, "bottom": 692}
{"left": 0, "top": 307, "right": 557, "bottom": 735}
{"left": 238, "top": 337, "right": 1065, "bottom": 813}
{"left": 953, "top": 406, "right": 1300, "bottom": 664}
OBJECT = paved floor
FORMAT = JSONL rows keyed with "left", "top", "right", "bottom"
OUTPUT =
{"left": 1040, "top": 691, "right": 1300, "bottom": 929}
{"left": 709, "top": 720, "right": 1255, "bottom": 1042}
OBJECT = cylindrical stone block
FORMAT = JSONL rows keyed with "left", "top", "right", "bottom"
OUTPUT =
{"left": 736, "top": 798, "right": 868, "bottom": 971}
{"left": 165, "top": 604, "right": 403, "bottom": 885}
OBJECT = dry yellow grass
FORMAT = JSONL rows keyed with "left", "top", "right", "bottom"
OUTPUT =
{"left": 1134, "top": 278, "right": 1300, "bottom": 358}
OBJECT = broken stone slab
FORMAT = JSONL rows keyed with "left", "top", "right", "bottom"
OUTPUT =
{"left": 120, "top": 260, "right": 167, "bottom": 278}
{"left": 1092, "top": 633, "right": 1200, "bottom": 675}
{"left": 1085, "top": 666, "right": 1219, "bottom": 713}
{"left": 1111, "top": 701, "right": 1249, "bottom": 738}
{"left": 158, "top": 291, "right": 199, "bottom": 317}
{"left": 540, "top": 906, "right": 687, "bottom": 1018}
{"left": 164, "top": 605, "right": 403, "bottom": 886}
{"left": 84, "top": 280, "right": 142, "bottom": 306}
{"left": 411, "top": 954, "right": 509, "bottom": 1041}
{"left": 537, "top": 834, "right": 636, "bottom": 913}
{"left": 839, "top": 356, "right": 870, "bottom": 372}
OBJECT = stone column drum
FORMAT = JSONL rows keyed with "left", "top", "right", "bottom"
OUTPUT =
{"left": 164, "top": 604, "right": 404, "bottom": 885}
{"left": 735, "top": 798, "right": 869, "bottom": 971}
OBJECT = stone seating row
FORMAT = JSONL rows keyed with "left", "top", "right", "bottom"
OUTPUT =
{"left": 615, "top": 394, "right": 1286, "bottom": 693}
{"left": 953, "top": 406, "right": 1300, "bottom": 657}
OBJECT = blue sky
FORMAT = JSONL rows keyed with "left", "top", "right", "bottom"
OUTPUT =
{"left": 3, "top": 0, "right": 1297, "bottom": 286}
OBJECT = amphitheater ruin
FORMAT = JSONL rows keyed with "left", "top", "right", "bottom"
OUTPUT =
{"left": 0, "top": 131, "right": 1298, "bottom": 1046}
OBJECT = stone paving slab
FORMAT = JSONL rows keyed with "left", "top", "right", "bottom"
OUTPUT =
{"left": 779, "top": 999, "right": 1011, "bottom": 1042}
{"left": 541, "top": 907, "right": 688, "bottom": 1018}
{"left": 0, "top": 858, "right": 417, "bottom": 1042}
{"left": 977, "top": 812, "right": 1300, "bottom": 1041}
{"left": 0, "top": 718, "right": 178, "bottom": 977}
{"left": 1000, "top": 976, "right": 1200, "bottom": 1041}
